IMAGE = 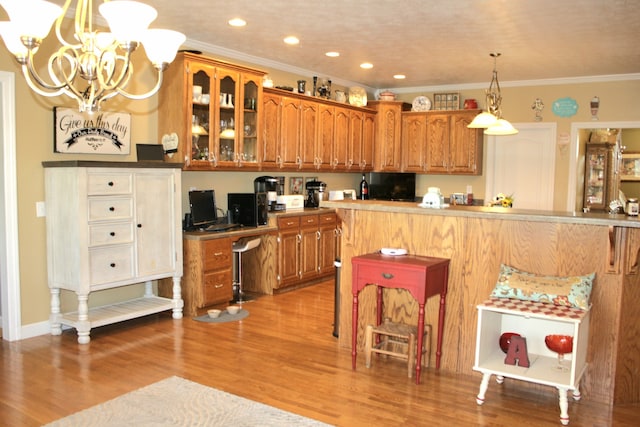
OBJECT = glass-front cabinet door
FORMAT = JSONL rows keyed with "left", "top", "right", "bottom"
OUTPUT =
{"left": 584, "top": 144, "right": 610, "bottom": 210}
{"left": 240, "top": 77, "right": 260, "bottom": 166}
{"left": 215, "top": 69, "right": 239, "bottom": 167}
{"left": 189, "top": 65, "right": 214, "bottom": 166}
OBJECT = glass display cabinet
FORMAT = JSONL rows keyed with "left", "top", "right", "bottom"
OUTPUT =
{"left": 583, "top": 142, "right": 619, "bottom": 211}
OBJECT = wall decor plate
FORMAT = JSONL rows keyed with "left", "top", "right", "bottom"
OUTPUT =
{"left": 412, "top": 96, "right": 432, "bottom": 111}
{"left": 552, "top": 97, "right": 578, "bottom": 117}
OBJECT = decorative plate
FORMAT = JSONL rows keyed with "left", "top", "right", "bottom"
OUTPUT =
{"left": 349, "top": 86, "right": 367, "bottom": 107}
{"left": 412, "top": 96, "right": 431, "bottom": 112}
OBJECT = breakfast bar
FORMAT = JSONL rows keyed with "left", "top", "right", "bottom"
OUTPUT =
{"left": 323, "top": 199, "right": 640, "bottom": 406}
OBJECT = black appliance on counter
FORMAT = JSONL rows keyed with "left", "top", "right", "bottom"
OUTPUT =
{"left": 227, "top": 193, "right": 268, "bottom": 227}
{"left": 305, "top": 180, "right": 327, "bottom": 208}
{"left": 254, "top": 176, "right": 281, "bottom": 211}
{"left": 368, "top": 172, "right": 416, "bottom": 201}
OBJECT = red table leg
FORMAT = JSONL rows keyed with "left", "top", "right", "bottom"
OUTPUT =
{"left": 415, "top": 303, "right": 425, "bottom": 384}
{"left": 352, "top": 293, "right": 359, "bottom": 370}
{"left": 436, "top": 291, "right": 447, "bottom": 369}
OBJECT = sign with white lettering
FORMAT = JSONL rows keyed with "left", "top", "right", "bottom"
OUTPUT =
{"left": 53, "top": 107, "right": 131, "bottom": 154}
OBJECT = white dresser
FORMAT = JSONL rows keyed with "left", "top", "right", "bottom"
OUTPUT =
{"left": 43, "top": 161, "right": 183, "bottom": 344}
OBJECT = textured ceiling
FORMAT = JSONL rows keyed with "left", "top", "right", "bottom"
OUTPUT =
{"left": 50, "top": 0, "right": 640, "bottom": 91}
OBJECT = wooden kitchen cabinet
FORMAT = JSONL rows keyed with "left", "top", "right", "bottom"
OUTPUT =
{"left": 43, "top": 162, "right": 183, "bottom": 344}
{"left": 369, "top": 100, "right": 411, "bottom": 171}
{"left": 158, "top": 52, "right": 266, "bottom": 170}
{"left": 263, "top": 87, "right": 376, "bottom": 172}
{"left": 402, "top": 112, "right": 429, "bottom": 172}
{"left": 424, "top": 110, "right": 483, "bottom": 175}
{"left": 276, "top": 212, "right": 338, "bottom": 289}
{"left": 170, "top": 237, "right": 234, "bottom": 316}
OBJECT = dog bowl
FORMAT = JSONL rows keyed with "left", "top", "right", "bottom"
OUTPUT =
{"left": 226, "top": 305, "right": 241, "bottom": 315}
{"left": 207, "top": 309, "right": 221, "bottom": 318}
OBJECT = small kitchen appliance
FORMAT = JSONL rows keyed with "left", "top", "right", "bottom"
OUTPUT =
{"left": 254, "top": 176, "right": 280, "bottom": 211}
{"left": 304, "top": 180, "right": 327, "bottom": 208}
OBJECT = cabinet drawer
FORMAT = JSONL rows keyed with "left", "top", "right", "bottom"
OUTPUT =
{"left": 203, "top": 270, "right": 233, "bottom": 306}
{"left": 354, "top": 264, "right": 426, "bottom": 290}
{"left": 87, "top": 172, "right": 133, "bottom": 195}
{"left": 202, "top": 238, "right": 232, "bottom": 271}
{"left": 299, "top": 214, "right": 319, "bottom": 228}
{"left": 88, "top": 197, "right": 133, "bottom": 222}
{"left": 89, "top": 245, "right": 135, "bottom": 285}
{"left": 277, "top": 216, "right": 301, "bottom": 230}
{"left": 319, "top": 213, "right": 336, "bottom": 226}
{"left": 89, "top": 223, "right": 134, "bottom": 246}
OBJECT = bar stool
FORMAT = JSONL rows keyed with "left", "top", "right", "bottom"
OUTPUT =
{"left": 364, "top": 318, "right": 431, "bottom": 378}
{"left": 232, "top": 237, "right": 261, "bottom": 303}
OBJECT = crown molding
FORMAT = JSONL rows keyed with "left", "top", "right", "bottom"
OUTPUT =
{"left": 187, "top": 40, "right": 640, "bottom": 93}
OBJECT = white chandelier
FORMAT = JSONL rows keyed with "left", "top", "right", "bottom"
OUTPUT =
{"left": 0, "top": 0, "right": 185, "bottom": 112}
{"left": 468, "top": 53, "right": 518, "bottom": 136}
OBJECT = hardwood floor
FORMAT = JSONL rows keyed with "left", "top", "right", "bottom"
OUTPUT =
{"left": 1, "top": 280, "right": 638, "bottom": 426}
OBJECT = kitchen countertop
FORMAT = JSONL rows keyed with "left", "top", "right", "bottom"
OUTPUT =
{"left": 321, "top": 199, "right": 640, "bottom": 228}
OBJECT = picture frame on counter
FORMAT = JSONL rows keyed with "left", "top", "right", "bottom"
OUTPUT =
{"left": 621, "top": 152, "right": 640, "bottom": 181}
{"left": 434, "top": 92, "right": 460, "bottom": 110}
{"left": 290, "top": 177, "right": 303, "bottom": 194}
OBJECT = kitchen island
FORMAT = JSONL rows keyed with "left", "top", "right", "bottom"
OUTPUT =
{"left": 323, "top": 199, "right": 640, "bottom": 406}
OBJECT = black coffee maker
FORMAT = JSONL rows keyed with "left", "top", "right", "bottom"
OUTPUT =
{"left": 305, "top": 180, "right": 327, "bottom": 208}
{"left": 254, "top": 176, "right": 278, "bottom": 210}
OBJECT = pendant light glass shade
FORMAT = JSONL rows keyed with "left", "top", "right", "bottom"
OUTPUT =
{"left": 468, "top": 111, "right": 498, "bottom": 128}
{"left": 484, "top": 118, "right": 519, "bottom": 135}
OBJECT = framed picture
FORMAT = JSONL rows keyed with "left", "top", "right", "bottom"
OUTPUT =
{"left": 290, "top": 177, "right": 303, "bottom": 194}
{"left": 621, "top": 153, "right": 640, "bottom": 181}
{"left": 434, "top": 92, "right": 460, "bottom": 110}
{"left": 53, "top": 107, "right": 131, "bottom": 154}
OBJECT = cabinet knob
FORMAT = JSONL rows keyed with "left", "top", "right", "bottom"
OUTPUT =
{"left": 110, "top": 263, "right": 116, "bottom": 268}
{"left": 137, "top": 224, "right": 142, "bottom": 228}
{"left": 108, "top": 181, "right": 114, "bottom": 186}
{"left": 109, "top": 206, "right": 115, "bottom": 211}
{"left": 381, "top": 272, "right": 394, "bottom": 280}
{"left": 110, "top": 232, "right": 115, "bottom": 236}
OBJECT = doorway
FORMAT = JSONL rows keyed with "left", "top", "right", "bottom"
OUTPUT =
{"left": 0, "top": 71, "right": 21, "bottom": 341}
{"left": 485, "top": 123, "right": 557, "bottom": 210}
{"left": 569, "top": 121, "right": 640, "bottom": 211}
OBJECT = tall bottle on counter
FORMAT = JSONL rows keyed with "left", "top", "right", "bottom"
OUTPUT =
{"left": 359, "top": 174, "right": 369, "bottom": 200}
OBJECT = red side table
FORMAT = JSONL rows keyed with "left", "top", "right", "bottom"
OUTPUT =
{"left": 351, "top": 253, "right": 450, "bottom": 384}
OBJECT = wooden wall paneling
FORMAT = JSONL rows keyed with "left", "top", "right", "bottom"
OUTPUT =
{"left": 243, "top": 232, "right": 278, "bottom": 295}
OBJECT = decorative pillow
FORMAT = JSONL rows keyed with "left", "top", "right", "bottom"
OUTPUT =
{"left": 490, "top": 264, "right": 594, "bottom": 310}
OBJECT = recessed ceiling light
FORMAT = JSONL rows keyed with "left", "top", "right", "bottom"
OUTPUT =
{"left": 284, "top": 36, "right": 300, "bottom": 45}
{"left": 325, "top": 51, "right": 340, "bottom": 57}
{"left": 394, "top": 74, "right": 406, "bottom": 79}
{"left": 360, "top": 62, "right": 373, "bottom": 69}
{"left": 228, "top": 18, "right": 246, "bottom": 27}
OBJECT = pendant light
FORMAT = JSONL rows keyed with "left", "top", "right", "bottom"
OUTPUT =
{"left": 468, "top": 53, "right": 518, "bottom": 135}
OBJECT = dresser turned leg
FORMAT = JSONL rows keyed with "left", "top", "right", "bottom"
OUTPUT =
{"left": 476, "top": 373, "right": 491, "bottom": 405}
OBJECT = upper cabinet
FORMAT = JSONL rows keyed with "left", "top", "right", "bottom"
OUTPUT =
{"left": 261, "top": 87, "right": 376, "bottom": 172}
{"left": 158, "top": 52, "right": 266, "bottom": 171}
{"left": 369, "top": 101, "right": 411, "bottom": 171}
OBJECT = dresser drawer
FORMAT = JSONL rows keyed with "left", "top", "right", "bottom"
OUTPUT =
{"left": 88, "top": 197, "right": 133, "bottom": 222}
{"left": 87, "top": 172, "right": 133, "bottom": 195}
{"left": 89, "top": 223, "right": 134, "bottom": 246}
{"left": 89, "top": 245, "right": 135, "bottom": 285}
{"left": 202, "top": 238, "right": 232, "bottom": 271}
{"left": 278, "top": 216, "right": 301, "bottom": 230}
{"left": 319, "top": 213, "right": 336, "bottom": 227}
{"left": 202, "top": 270, "right": 233, "bottom": 306}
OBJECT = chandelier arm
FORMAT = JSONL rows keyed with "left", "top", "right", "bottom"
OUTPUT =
{"left": 54, "top": 0, "right": 81, "bottom": 49}
{"left": 20, "top": 65, "right": 67, "bottom": 98}
{"left": 115, "top": 69, "right": 163, "bottom": 100}
{"left": 96, "top": 49, "right": 134, "bottom": 92}
{"left": 21, "top": 49, "right": 74, "bottom": 92}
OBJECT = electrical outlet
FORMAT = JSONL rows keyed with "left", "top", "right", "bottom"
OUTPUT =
{"left": 36, "top": 201, "right": 46, "bottom": 217}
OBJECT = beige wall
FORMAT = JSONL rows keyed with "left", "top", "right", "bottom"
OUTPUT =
{"left": 2, "top": 38, "right": 640, "bottom": 327}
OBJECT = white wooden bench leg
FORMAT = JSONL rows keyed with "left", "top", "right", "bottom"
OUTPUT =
{"left": 476, "top": 373, "right": 491, "bottom": 405}
{"left": 558, "top": 387, "right": 569, "bottom": 425}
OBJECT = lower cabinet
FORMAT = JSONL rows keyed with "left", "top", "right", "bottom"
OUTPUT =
{"left": 161, "top": 237, "right": 233, "bottom": 316}
{"left": 276, "top": 211, "right": 338, "bottom": 290}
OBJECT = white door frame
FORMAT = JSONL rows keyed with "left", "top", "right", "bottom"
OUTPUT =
{"left": 569, "top": 121, "right": 640, "bottom": 212}
{"left": 1, "top": 71, "right": 21, "bottom": 341}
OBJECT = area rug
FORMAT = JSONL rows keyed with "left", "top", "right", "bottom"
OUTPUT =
{"left": 43, "top": 376, "right": 332, "bottom": 427}
{"left": 193, "top": 308, "right": 249, "bottom": 323}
